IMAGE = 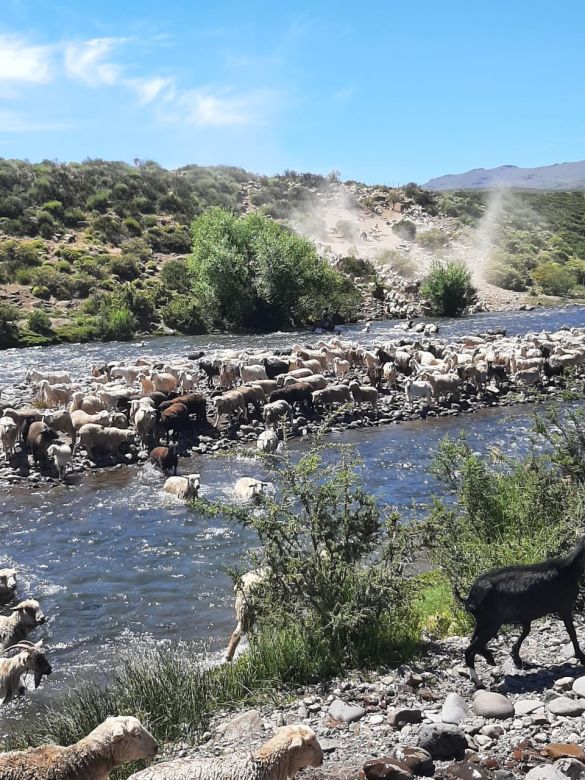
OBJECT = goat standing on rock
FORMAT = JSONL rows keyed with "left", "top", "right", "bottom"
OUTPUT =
{"left": 460, "top": 535, "right": 585, "bottom": 686}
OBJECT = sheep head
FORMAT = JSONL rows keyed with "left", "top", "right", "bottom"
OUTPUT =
{"left": 93, "top": 716, "right": 159, "bottom": 765}
{"left": 11, "top": 599, "right": 45, "bottom": 628}
{"left": 256, "top": 725, "right": 324, "bottom": 776}
{"left": 187, "top": 474, "right": 201, "bottom": 496}
{"left": 0, "top": 568, "right": 17, "bottom": 600}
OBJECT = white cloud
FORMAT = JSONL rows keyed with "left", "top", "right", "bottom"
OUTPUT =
{"left": 64, "top": 37, "right": 123, "bottom": 86}
{"left": 0, "top": 34, "right": 52, "bottom": 83}
{"left": 127, "top": 75, "right": 174, "bottom": 105}
{"left": 172, "top": 87, "right": 273, "bottom": 127}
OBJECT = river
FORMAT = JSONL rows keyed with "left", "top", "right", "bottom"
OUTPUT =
{"left": 0, "top": 305, "right": 584, "bottom": 729}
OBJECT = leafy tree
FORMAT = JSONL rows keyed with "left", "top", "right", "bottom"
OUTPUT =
{"left": 161, "top": 295, "right": 206, "bottom": 334}
{"left": 420, "top": 260, "right": 477, "bottom": 316}
{"left": 160, "top": 258, "right": 191, "bottom": 293}
{"left": 27, "top": 309, "right": 54, "bottom": 335}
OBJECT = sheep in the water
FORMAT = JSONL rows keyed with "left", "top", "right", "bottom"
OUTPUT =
{"left": 0, "top": 569, "right": 17, "bottom": 604}
{"left": 163, "top": 474, "right": 201, "bottom": 499}
{"left": 234, "top": 477, "right": 266, "bottom": 501}
{"left": 0, "top": 599, "right": 46, "bottom": 651}
{"left": 257, "top": 429, "right": 279, "bottom": 453}
{"left": 0, "top": 640, "right": 52, "bottom": 704}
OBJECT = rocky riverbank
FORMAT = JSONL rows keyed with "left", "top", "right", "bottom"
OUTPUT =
{"left": 156, "top": 619, "right": 585, "bottom": 780}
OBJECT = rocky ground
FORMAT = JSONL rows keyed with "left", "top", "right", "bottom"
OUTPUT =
{"left": 157, "top": 619, "right": 585, "bottom": 780}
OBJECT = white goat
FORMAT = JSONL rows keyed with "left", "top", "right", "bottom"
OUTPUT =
{"left": 404, "top": 379, "right": 433, "bottom": 407}
{"left": 0, "top": 640, "right": 51, "bottom": 704}
{"left": 0, "top": 416, "right": 18, "bottom": 458}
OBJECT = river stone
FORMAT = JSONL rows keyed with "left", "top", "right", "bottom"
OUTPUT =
{"left": 446, "top": 761, "right": 493, "bottom": 780}
{"left": 328, "top": 698, "right": 367, "bottom": 723}
{"left": 217, "top": 709, "right": 263, "bottom": 738}
{"left": 547, "top": 697, "right": 585, "bottom": 717}
{"left": 417, "top": 723, "right": 467, "bottom": 760}
{"left": 441, "top": 693, "right": 469, "bottom": 724}
{"left": 571, "top": 677, "right": 585, "bottom": 698}
{"left": 554, "top": 758, "right": 585, "bottom": 780}
{"left": 542, "top": 745, "right": 585, "bottom": 761}
{"left": 514, "top": 699, "right": 544, "bottom": 716}
{"left": 391, "top": 746, "right": 434, "bottom": 777}
{"left": 525, "top": 766, "right": 568, "bottom": 780}
{"left": 387, "top": 707, "right": 423, "bottom": 727}
{"left": 362, "top": 758, "right": 414, "bottom": 780}
{"left": 472, "top": 691, "right": 514, "bottom": 719}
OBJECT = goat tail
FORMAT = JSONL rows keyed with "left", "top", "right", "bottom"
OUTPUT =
{"left": 453, "top": 585, "right": 470, "bottom": 611}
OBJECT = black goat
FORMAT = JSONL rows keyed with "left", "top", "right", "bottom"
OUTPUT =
{"left": 542, "top": 359, "right": 564, "bottom": 378}
{"left": 262, "top": 358, "right": 289, "bottom": 380}
{"left": 460, "top": 536, "right": 585, "bottom": 686}
{"left": 486, "top": 360, "right": 507, "bottom": 387}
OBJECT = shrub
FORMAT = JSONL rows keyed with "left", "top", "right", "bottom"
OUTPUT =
{"left": 27, "top": 309, "right": 53, "bottom": 335}
{"left": 0, "top": 239, "right": 45, "bottom": 279}
{"left": 392, "top": 220, "right": 417, "bottom": 241}
{"left": 485, "top": 262, "right": 527, "bottom": 292}
{"left": 195, "top": 442, "right": 420, "bottom": 667}
{"left": 421, "top": 430, "right": 585, "bottom": 606}
{"left": 30, "top": 266, "right": 72, "bottom": 300}
{"left": 109, "top": 254, "right": 140, "bottom": 281}
{"left": 161, "top": 295, "right": 206, "bottom": 334}
{"left": 416, "top": 229, "right": 449, "bottom": 251}
{"left": 0, "top": 303, "right": 20, "bottom": 348}
{"left": 32, "top": 285, "right": 50, "bottom": 300}
{"left": 123, "top": 216, "right": 142, "bottom": 236}
{"left": 160, "top": 258, "right": 191, "bottom": 293}
{"left": 377, "top": 249, "right": 417, "bottom": 278}
{"left": 86, "top": 189, "right": 110, "bottom": 213}
{"left": 531, "top": 261, "right": 576, "bottom": 296}
{"left": 336, "top": 256, "right": 376, "bottom": 277}
{"left": 420, "top": 260, "right": 477, "bottom": 316}
{"left": 96, "top": 305, "right": 137, "bottom": 341}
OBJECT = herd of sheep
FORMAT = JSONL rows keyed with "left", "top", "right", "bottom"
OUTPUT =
{"left": 0, "top": 325, "right": 584, "bottom": 491}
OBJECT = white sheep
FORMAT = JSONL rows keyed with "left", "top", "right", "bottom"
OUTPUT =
{"left": 69, "top": 392, "right": 105, "bottom": 414}
{"left": 234, "top": 478, "right": 266, "bottom": 501}
{"left": 26, "top": 369, "right": 71, "bottom": 385}
{"left": 0, "top": 715, "right": 158, "bottom": 778}
{"left": 135, "top": 406, "right": 157, "bottom": 447}
{"left": 71, "top": 409, "right": 110, "bottom": 432}
{"left": 43, "top": 409, "right": 76, "bottom": 445}
{"left": 163, "top": 474, "right": 201, "bottom": 499}
{"left": 404, "top": 379, "right": 433, "bottom": 407}
{"left": 333, "top": 357, "right": 351, "bottom": 378}
{"left": 47, "top": 443, "right": 72, "bottom": 481}
{"left": 0, "top": 569, "right": 17, "bottom": 604}
{"left": 257, "top": 429, "right": 279, "bottom": 453}
{"left": 0, "top": 599, "right": 45, "bottom": 651}
{"left": 0, "top": 416, "right": 18, "bottom": 459}
{"left": 263, "top": 400, "right": 292, "bottom": 428}
{"left": 239, "top": 363, "right": 268, "bottom": 383}
{"left": 225, "top": 569, "right": 266, "bottom": 661}
{"left": 0, "top": 640, "right": 52, "bottom": 704}
{"left": 38, "top": 380, "right": 71, "bottom": 409}
{"left": 77, "top": 424, "right": 135, "bottom": 460}
{"left": 127, "top": 724, "right": 323, "bottom": 780}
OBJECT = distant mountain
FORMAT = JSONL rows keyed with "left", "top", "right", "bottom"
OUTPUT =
{"left": 424, "top": 160, "right": 585, "bottom": 191}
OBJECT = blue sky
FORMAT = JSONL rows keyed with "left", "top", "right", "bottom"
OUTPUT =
{"left": 1, "top": 0, "right": 584, "bottom": 184}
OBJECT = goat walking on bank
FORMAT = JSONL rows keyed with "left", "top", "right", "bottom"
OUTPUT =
{"left": 460, "top": 535, "right": 585, "bottom": 686}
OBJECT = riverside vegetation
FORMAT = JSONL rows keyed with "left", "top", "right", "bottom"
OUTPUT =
{"left": 5, "top": 406, "right": 585, "bottom": 779}
{"left": 1, "top": 160, "right": 585, "bottom": 348}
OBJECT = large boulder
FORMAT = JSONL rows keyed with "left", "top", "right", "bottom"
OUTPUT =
{"left": 417, "top": 723, "right": 467, "bottom": 760}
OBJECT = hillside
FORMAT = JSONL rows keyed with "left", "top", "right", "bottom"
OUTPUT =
{"left": 0, "top": 160, "right": 584, "bottom": 347}
{"left": 424, "top": 159, "right": 585, "bottom": 191}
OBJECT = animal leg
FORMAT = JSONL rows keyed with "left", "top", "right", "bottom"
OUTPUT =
{"left": 465, "top": 622, "right": 501, "bottom": 687}
{"left": 560, "top": 612, "right": 585, "bottom": 665}
{"left": 511, "top": 622, "right": 532, "bottom": 668}
{"left": 225, "top": 621, "right": 243, "bottom": 662}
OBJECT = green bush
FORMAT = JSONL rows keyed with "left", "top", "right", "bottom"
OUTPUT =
{"left": 485, "top": 263, "right": 527, "bottom": 292}
{"left": 86, "top": 189, "right": 110, "bottom": 213}
{"left": 195, "top": 442, "right": 419, "bottom": 667}
{"left": 109, "top": 254, "right": 140, "bottom": 281}
{"left": 392, "top": 219, "right": 417, "bottom": 241}
{"left": 32, "top": 285, "right": 50, "bottom": 300}
{"left": 161, "top": 295, "right": 206, "bottom": 334}
{"left": 377, "top": 249, "right": 417, "bottom": 278}
{"left": 160, "top": 258, "right": 192, "bottom": 293}
{"left": 416, "top": 229, "right": 449, "bottom": 251}
{"left": 0, "top": 239, "right": 45, "bottom": 279}
{"left": 336, "top": 255, "right": 376, "bottom": 277}
{"left": 420, "top": 260, "right": 477, "bottom": 316}
{"left": 0, "top": 303, "right": 20, "bottom": 348}
{"left": 421, "top": 428, "right": 585, "bottom": 604}
{"left": 531, "top": 261, "right": 576, "bottom": 296}
{"left": 27, "top": 309, "right": 53, "bottom": 335}
{"left": 190, "top": 208, "right": 360, "bottom": 329}
{"left": 30, "top": 266, "right": 72, "bottom": 300}
{"left": 96, "top": 305, "right": 137, "bottom": 342}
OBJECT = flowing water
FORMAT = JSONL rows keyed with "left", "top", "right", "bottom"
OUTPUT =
{"left": 0, "top": 305, "right": 584, "bottom": 728}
